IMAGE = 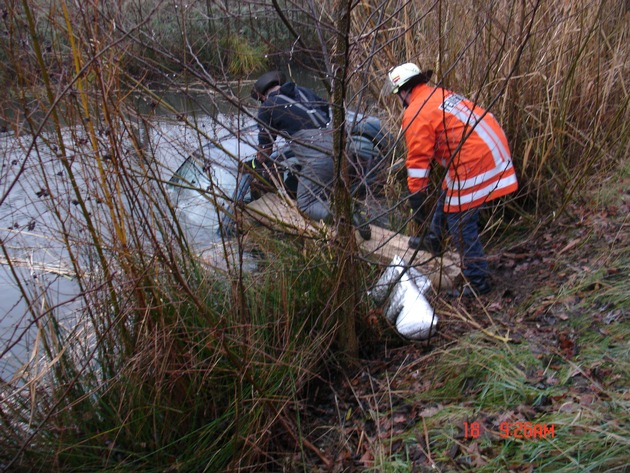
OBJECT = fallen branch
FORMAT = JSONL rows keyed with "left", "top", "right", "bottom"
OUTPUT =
{"left": 0, "top": 255, "right": 78, "bottom": 278}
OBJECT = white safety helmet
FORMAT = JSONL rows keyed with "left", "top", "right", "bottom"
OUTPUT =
{"left": 387, "top": 63, "right": 422, "bottom": 94}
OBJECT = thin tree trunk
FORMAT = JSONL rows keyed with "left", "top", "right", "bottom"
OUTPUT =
{"left": 331, "top": 0, "right": 359, "bottom": 364}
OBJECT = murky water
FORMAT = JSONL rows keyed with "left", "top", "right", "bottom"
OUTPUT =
{"left": 0, "top": 70, "right": 382, "bottom": 380}
{"left": 0, "top": 108, "right": 257, "bottom": 380}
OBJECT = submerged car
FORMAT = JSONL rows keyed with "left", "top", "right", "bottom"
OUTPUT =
{"left": 168, "top": 113, "right": 393, "bottom": 243}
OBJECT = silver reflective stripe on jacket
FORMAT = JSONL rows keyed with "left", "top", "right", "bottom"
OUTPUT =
{"left": 275, "top": 92, "right": 329, "bottom": 129}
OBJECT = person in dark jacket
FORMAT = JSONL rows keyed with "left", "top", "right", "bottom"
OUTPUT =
{"left": 251, "top": 71, "right": 371, "bottom": 239}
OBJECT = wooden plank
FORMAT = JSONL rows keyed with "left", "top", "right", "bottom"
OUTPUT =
{"left": 241, "top": 193, "right": 460, "bottom": 289}
{"left": 359, "top": 225, "right": 460, "bottom": 290}
{"left": 241, "top": 191, "right": 324, "bottom": 238}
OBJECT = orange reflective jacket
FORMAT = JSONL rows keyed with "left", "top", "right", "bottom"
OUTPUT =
{"left": 402, "top": 84, "right": 518, "bottom": 212}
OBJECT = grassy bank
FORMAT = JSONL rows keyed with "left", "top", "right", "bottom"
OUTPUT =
{"left": 285, "top": 163, "right": 628, "bottom": 471}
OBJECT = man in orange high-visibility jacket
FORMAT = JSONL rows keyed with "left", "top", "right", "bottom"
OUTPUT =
{"left": 387, "top": 63, "right": 518, "bottom": 297}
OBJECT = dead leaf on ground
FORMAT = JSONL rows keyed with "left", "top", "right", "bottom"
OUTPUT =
{"left": 419, "top": 405, "right": 443, "bottom": 417}
{"left": 358, "top": 450, "right": 373, "bottom": 468}
{"left": 466, "top": 441, "right": 488, "bottom": 468}
{"left": 557, "top": 238, "right": 583, "bottom": 255}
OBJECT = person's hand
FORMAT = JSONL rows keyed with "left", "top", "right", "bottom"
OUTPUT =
{"left": 408, "top": 191, "right": 427, "bottom": 224}
{"left": 256, "top": 149, "right": 270, "bottom": 164}
{"left": 251, "top": 157, "right": 266, "bottom": 171}
{"left": 244, "top": 158, "right": 274, "bottom": 198}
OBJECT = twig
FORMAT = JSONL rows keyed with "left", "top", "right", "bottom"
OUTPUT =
{"left": 445, "top": 305, "right": 512, "bottom": 343}
{"left": 278, "top": 412, "right": 333, "bottom": 469}
{"left": 0, "top": 256, "right": 80, "bottom": 278}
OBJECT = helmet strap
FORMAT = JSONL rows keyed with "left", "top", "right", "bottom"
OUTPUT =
{"left": 399, "top": 90, "right": 411, "bottom": 108}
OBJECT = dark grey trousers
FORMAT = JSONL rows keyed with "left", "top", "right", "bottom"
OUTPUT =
{"left": 290, "top": 128, "right": 334, "bottom": 222}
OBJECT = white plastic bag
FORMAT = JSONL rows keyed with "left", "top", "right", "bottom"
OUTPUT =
{"left": 394, "top": 278, "right": 438, "bottom": 340}
{"left": 370, "top": 255, "right": 438, "bottom": 340}
{"left": 371, "top": 255, "right": 431, "bottom": 303}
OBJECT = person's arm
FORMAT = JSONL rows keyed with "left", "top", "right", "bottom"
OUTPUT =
{"left": 256, "top": 105, "right": 275, "bottom": 163}
{"left": 256, "top": 146, "right": 273, "bottom": 163}
{"left": 404, "top": 117, "right": 434, "bottom": 194}
{"left": 403, "top": 113, "right": 435, "bottom": 222}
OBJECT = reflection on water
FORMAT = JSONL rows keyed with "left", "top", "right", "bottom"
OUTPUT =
{"left": 0, "top": 266, "right": 83, "bottom": 380}
{"left": 0, "top": 106, "right": 258, "bottom": 380}
{"left": 0, "top": 70, "right": 373, "bottom": 380}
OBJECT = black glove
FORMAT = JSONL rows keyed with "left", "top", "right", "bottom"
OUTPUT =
{"left": 242, "top": 158, "right": 269, "bottom": 177}
{"left": 239, "top": 159, "right": 271, "bottom": 199}
{"left": 250, "top": 158, "right": 266, "bottom": 172}
{"left": 408, "top": 191, "right": 427, "bottom": 225}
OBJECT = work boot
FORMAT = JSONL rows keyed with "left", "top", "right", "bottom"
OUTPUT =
{"left": 408, "top": 235, "right": 442, "bottom": 255}
{"left": 352, "top": 211, "right": 372, "bottom": 240}
{"left": 447, "top": 279, "right": 492, "bottom": 298}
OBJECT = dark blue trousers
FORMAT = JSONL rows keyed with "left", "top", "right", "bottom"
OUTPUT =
{"left": 429, "top": 192, "right": 489, "bottom": 285}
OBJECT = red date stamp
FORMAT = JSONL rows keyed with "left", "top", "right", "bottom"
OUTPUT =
{"left": 464, "top": 421, "right": 555, "bottom": 439}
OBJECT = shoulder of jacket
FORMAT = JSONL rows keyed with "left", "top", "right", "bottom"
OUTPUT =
{"left": 406, "top": 86, "right": 450, "bottom": 117}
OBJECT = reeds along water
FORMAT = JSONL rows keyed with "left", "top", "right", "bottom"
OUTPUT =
{"left": 353, "top": 0, "right": 628, "bottom": 211}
